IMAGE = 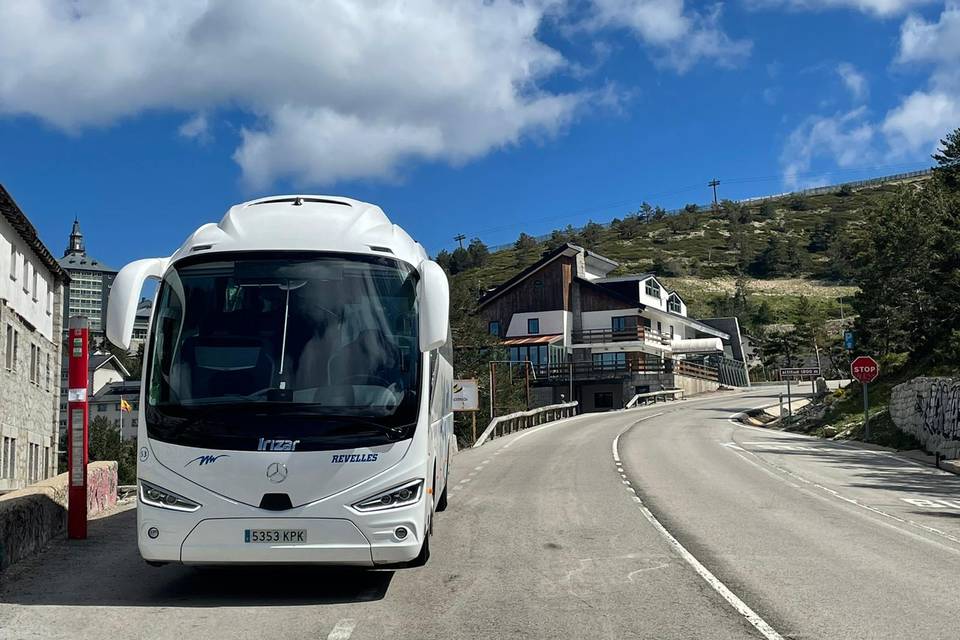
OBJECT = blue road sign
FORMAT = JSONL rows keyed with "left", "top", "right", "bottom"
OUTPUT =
{"left": 844, "top": 330, "right": 855, "bottom": 350}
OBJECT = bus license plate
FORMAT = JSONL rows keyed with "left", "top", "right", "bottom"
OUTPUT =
{"left": 244, "top": 529, "right": 307, "bottom": 543}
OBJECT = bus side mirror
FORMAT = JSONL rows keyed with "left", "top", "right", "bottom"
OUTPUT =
{"left": 106, "top": 258, "right": 167, "bottom": 350}
{"left": 418, "top": 260, "right": 449, "bottom": 352}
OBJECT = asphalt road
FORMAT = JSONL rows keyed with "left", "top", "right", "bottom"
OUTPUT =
{"left": 3, "top": 387, "right": 960, "bottom": 639}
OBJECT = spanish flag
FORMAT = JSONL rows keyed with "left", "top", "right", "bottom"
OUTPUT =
{"left": 120, "top": 398, "right": 133, "bottom": 413}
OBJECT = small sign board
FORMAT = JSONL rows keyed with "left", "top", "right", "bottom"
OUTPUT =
{"left": 453, "top": 379, "right": 479, "bottom": 412}
{"left": 843, "top": 330, "right": 855, "bottom": 350}
{"left": 851, "top": 356, "right": 879, "bottom": 384}
{"left": 779, "top": 367, "right": 821, "bottom": 380}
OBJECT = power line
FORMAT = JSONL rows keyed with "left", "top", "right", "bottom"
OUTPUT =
{"left": 453, "top": 233, "right": 466, "bottom": 249}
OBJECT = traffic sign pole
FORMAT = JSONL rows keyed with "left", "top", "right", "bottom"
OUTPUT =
{"left": 864, "top": 383, "right": 870, "bottom": 441}
{"left": 67, "top": 317, "right": 89, "bottom": 540}
{"left": 850, "top": 355, "right": 880, "bottom": 442}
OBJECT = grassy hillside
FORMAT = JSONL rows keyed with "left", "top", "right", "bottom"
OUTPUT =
{"left": 444, "top": 175, "right": 929, "bottom": 327}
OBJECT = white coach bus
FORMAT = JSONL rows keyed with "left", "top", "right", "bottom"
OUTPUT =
{"left": 106, "top": 195, "right": 453, "bottom": 567}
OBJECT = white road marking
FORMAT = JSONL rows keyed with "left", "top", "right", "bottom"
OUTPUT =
{"left": 326, "top": 619, "right": 357, "bottom": 640}
{"left": 459, "top": 478, "right": 471, "bottom": 484}
{"left": 725, "top": 429, "right": 960, "bottom": 551}
{"left": 612, "top": 412, "right": 664, "bottom": 463}
{"left": 901, "top": 497, "right": 960, "bottom": 510}
{"left": 613, "top": 428, "right": 786, "bottom": 640}
{"left": 474, "top": 466, "right": 484, "bottom": 471}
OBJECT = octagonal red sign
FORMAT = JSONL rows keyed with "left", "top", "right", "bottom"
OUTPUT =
{"left": 851, "top": 356, "right": 879, "bottom": 384}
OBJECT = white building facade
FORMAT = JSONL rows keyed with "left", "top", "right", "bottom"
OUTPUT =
{"left": 0, "top": 185, "right": 67, "bottom": 491}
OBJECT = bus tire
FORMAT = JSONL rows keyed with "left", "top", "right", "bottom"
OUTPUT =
{"left": 407, "top": 532, "right": 430, "bottom": 567}
{"left": 436, "top": 475, "right": 449, "bottom": 512}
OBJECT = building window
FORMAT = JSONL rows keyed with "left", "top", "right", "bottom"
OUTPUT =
{"left": 1, "top": 437, "right": 15, "bottom": 479}
{"left": 594, "top": 392, "right": 614, "bottom": 409}
{"left": 657, "top": 321, "right": 662, "bottom": 334}
{"left": 9, "top": 246, "right": 16, "bottom": 280}
{"left": 668, "top": 296, "right": 682, "bottom": 314}
{"left": 29, "top": 344, "right": 37, "bottom": 385}
{"left": 47, "top": 289, "right": 53, "bottom": 316}
{"left": 507, "top": 344, "right": 549, "bottom": 366}
{"left": 669, "top": 325, "right": 675, "bottom": 338}
{"left": 488, "top": 320, "right": 501, "bottom": 337}
{"left": 97, "top": 403, "right": 107, "bottom": 412}
{"left": 593, "top": 352, "right": 626, "bottom": 368}
{"left": 4, "top": 324, "right": 12, "bottom": 371}
{"left": 28, "top": 443, "right": 40, "bottom": 484}
{"left": 32, "top": 270, "right": 38, "bottom": 301}
{"left": 12, "top": 330, "right": 18, "bottom": 373}
{"left": 23, "top": 261, "right": 30, "bottom": 294}
{"left": 43, "top": 446, "right": 50, "bottom": 480}
{"left": 527, "top": 318, "right": 540, "bottom": 335}
{"left": 645, "top": 279, "right": 660, "bottom": 298}
{"left": 45, "top": 353, "right": 50, "bottom": 391}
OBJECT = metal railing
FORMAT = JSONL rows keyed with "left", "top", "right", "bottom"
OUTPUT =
{"left": 533, "top": 360, "right": 666, "bottom": 382}
{"left": 473, "top": 401, "right": 579, "bottom": 448}
{"left": 571, "top": 327, "right": 646, "bottom": 344}
{"left": 625, "top": 388, "right": 685, "bottom": 408}
{"left": 674, "top": 360, "right": 719, "bottom": 381}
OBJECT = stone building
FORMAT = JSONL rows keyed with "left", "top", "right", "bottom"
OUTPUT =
{"left": 0, "top": 185, "right": 68, "bottom": 492}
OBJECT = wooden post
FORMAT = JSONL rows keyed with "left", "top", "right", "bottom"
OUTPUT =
{"left": 471, "top": 412, "right": 477, "bottom": 444}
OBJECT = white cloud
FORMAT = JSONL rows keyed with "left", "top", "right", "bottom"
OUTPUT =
{"left": 747, "top": 0, "right": 936, "bottom": 18}
{"left": 178, "top": 113, "right": 211, "bottom": 144}
{"left": 585, "top": 1, "right": 752, "bottom": 72}
{"left": 836, "top": 63, "right": 868, "bottom": 101}
{"left": 897, "top": 3, "right": 960, "bottom": 64}
{"left": 884, "top": 4, "right": 960, "bottom": 155}
{"left": 780, "top": 108, "right": 876, "bottom": 188}
{"left": 781, "top": 3, "right": 960, "bottom": 185}
{"left": 0, "top": 0, "right": 586, "bottom": 188}
{"left": 882, "top": 91, "right": 960, "bottom": 153}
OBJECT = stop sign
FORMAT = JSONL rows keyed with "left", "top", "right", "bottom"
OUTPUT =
{"left": 851, "top": 356, "right": 879, "bottom": 384}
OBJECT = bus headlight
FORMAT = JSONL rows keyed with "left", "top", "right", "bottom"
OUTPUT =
{"left": 352, "top": 479, "right": 423, "bottom": 512}
{"left": 139, "top": 479, "right": 202, "bottom": 512}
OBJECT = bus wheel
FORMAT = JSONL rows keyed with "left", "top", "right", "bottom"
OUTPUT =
{"left": 436, "top": 475, "right": 449, "bottom": 512}
{"left": 407, "top": 532, "right": 430, "bottom": 567}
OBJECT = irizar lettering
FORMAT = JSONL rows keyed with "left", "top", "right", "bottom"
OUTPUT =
{"left": 257, "top": 438, "right": 300, "bottom": 451}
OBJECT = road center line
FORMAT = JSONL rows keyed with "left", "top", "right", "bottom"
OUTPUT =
{"left": 326, "top": 619, "right": 357, "bottom": 640}
{"left": 613, "top": 423, "right": 786, "bottom": 640}
{"left": 612, "top": 412, "right": 663, "bottom": 463}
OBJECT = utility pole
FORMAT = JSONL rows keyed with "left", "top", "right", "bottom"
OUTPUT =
{"left": 708, "top": 179, "right": 720, "bottom": 210}
{"left": 453, "top": 233, "right": 466, "bottom": 249}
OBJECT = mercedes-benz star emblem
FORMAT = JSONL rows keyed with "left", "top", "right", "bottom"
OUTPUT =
{"left": 266, "top": 462, "right": 288, "bottom": 483}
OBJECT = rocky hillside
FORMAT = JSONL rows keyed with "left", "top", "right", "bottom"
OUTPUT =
{"left": 442, "top": 172, "right": 931, "bottom": 330}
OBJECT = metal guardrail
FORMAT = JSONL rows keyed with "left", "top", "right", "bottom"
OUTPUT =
{"left": 625, "top": 388, "right": 685, "bottom": 408}
{"left": 472, "top": 401, "right": 579, "bottom": 448}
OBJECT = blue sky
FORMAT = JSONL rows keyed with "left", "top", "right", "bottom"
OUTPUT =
{"left": 1, "top": 1, "right": 956, "bottom": 268}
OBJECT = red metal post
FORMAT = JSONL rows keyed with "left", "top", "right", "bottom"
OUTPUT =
{"left": 67, "top": 316, "right": 89, "bottom": 540}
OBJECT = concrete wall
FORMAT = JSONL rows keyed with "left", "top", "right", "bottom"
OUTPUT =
{"left": 0, "top": 461, "right": 117, "bottom": 571}
{"left": 890, "top": 377, "right": 960, "bottom": 459}
{"left": 670, "top": 374, "right": 721, "bottom": 396}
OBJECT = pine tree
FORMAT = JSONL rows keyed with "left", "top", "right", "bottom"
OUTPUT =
{"left": 933, "top": 126, "right": 960, "bottom": 189}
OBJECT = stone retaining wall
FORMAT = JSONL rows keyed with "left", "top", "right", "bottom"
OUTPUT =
{"left": 0, "top": 461, "right": 117, "bottom": 571}
{"left": 890, "top": 377, "right": 960, "bottom": 459}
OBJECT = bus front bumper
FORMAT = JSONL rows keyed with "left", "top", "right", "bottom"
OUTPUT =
{"left": 139, "top": 515, "right": 423, "bottom": 566}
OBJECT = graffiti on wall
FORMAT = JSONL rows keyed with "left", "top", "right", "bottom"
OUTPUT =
{"left": 891, "top": 377, "right": 960, "bottom": 457}
{"left": 915, "top": 379, "right": 960, "bottom": 442}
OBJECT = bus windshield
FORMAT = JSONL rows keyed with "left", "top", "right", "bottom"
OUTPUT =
{"left": 145, "top": 252, "right": 420, "bottom": 450}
